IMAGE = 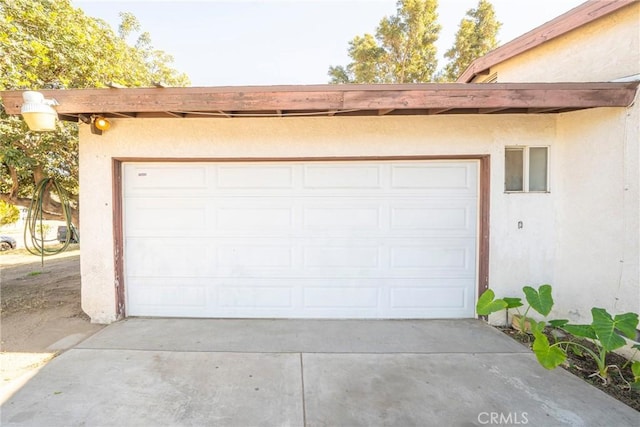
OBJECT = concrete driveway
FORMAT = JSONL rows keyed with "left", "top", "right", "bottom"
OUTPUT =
{"left": 1, "top": 319, "right": 637, "bottom": 426}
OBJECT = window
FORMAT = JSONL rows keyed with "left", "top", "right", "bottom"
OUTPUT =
{"left": 505, "top": 146, "right": 549, "bottom": 192}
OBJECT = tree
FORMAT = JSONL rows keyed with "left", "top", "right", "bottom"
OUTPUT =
{"left": 0, "top": 200, "right": 20, "bottom": 226}
{"left": 442, "top": 0, "right": 501, "bottom": 82}
{"left": 0, "top": 0, "right": 190, "bottom": 224}
{"left": 328, "top": 0, "right": 441, "bottom": 84}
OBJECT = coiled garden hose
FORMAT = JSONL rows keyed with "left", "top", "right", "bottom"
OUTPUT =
{"left": 24, "top": 177, "right": 78, "bottom": 260}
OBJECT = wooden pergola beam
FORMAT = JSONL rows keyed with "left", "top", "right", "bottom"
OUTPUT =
{"left": 1, "top": 83, "right": 637, "bottom": 117}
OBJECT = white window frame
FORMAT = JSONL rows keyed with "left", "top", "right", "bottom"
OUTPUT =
{"left": 505, "top": 145, "right": 550, "bottom": 193}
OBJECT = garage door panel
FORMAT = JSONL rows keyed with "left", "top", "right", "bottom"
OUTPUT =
{"left": 217, "top": 207, "right": 293, "bottom": 230}
{"left": 217, "top": 165, "right": 294, "bottom": 189}
{"left": 390, "top": 244, "right": 474, "bottom": 270}
{"left": 303, "top": 206, "right": 381, "bottom": 230}
{"left": 127, "top": 281, "right": 207, "bottom": 317}
{"left": 219, "top": 286, "right": 294, "bottom": 308}
{"left": 126, "top": 238, "right": 214, "bottom": 277}
{"left": 303, "top": 287, "right": 379, "bottom": 308}
{"left": 126, "top": 201, "right": 208, "bottom": 234}
{"left": 302, "top": 246, "right": 380, "bottom": 268}
{"left": 390, "top": 285, "right": 469, "bottom": 309}
{"left": 217, "top": 245, "right": 293, "bottom": 268}
{"left": 390, "top": 204, "right": 474, "bottom": 232}
{"left": 124, "top": 160, "right": 479, "bottom": 319}
{"left": 391, "top": 163, "right": 476, "bottom": 193}
{"left": 125, "top": 165, "right": 208, "bottom": 191}
{"left": 303, "top": 164, "right": 381, "bottom": 188}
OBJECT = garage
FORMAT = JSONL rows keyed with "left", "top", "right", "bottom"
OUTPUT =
{"left": 122, "top": 159, "right": 478, "bottom": 319}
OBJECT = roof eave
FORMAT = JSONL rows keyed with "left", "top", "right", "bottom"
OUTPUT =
{"left": 457, "top": 0, "right": 637, "bottom": 83}
{"left": 1, "top": 82, "right": 637, "bottom": 120}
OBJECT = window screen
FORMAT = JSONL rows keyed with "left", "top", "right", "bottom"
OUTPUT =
{"left": 529, "top": 147, "right": 548, "bottom": 191}
{"left": 505, "top": 148, "right": 524, "bottom": 191}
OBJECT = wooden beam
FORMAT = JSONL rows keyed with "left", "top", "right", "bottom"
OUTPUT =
{"left": 0, "top": 83, "right": 637, "bottom": 116}
{"left": 378, "top": 108, "right": 395, "bottom": 115}
{"left": 527, "top": 107, "right": 562, "bottom": 114}
{"left": 0, "top": 87, "right": 344, "bottom": 114}
{"left": 342, "top": 83, "right": 638, "bottom": 110}
{"left": 428, "top": 108, "right": 453, "bottom": 115}
{"left": 109, "top": 112, "right": 137, "bottom": 118}
{"left": 478, "top": 107, "right": 509, "bottom": 114}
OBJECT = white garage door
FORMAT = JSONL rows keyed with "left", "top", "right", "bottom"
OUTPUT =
{"left": 123, "top": 160, "right": 478, "bottom": 318}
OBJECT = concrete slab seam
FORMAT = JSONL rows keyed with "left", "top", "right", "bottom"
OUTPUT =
{"left": 300, "top": 353, "right": 307, "bottom": 427}
{"left": 72, "top": 348, "right": 531, "bottom": 355}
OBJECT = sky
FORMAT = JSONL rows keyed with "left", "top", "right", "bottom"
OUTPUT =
{"left": 73, "top": 0, "right": 586, "bottom": 87}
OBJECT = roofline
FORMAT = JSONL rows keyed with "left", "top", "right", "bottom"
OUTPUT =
{"left": 1, "top": 82, "right": 637, "bottom": 120}
{"left": 457, "top": 0, "right": 637, "bottom": 83}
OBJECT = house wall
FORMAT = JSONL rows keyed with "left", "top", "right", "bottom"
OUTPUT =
{"left": 480, "top": 3, "right": 640, "bottom": 83}
{"left": 554, "top": 104, "right": 640, "bottom": 321}
{"left": 79, "top": 109, "right": 637, "bottom": 324}
{"left": 464, "top": 1, "right": 640, "bottom": 324}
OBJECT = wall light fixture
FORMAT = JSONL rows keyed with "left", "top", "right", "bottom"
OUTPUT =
{"left": 21, "top": 91, "right": 59, "bottom": 131}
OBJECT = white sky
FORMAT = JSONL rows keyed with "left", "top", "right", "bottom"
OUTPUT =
{"left": 73, "top": 0, "right": 586, "bottom": 86}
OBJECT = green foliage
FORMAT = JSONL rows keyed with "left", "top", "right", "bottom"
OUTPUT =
{"left": 329, "top": 0, "right": 441, "bottom": 83}
{"left": 591, "top": 309, "right": 638, "bottom": 351}
{"left": 632, "top": 361, "right": 640, "bottom": 389}
{"left": 479, "top": 285, "right": 640, "bottom": 385}
{"left": 476, "top": 284, "right": 553, "bottom": 335}
{"left": 534, "top": 308, "right": 639, "bottom": 382}
{"left": 476, "top": 289, "right": 506, "bottom": 316}
{"left": 0, "top": 0, "right": 190, "bottom": 215}
{"left": 502, "top": 297, "right": 523, "bottom": 309}
{"left": 0, "top": 200, "right": 20, "bottom": 225}
{"left": 532, "top": 324, "right": 566, "bottom": 370}
{"left": 442, "top": 0, "right": 501, "bottom": 81}
{"left": 0, "top": 0, "right": 189, "bottom": 90}
{"left": 559, "top": 323, "right": 597, "bottom": 340}
{"left": 522, "top": 284, "right": 553, "bottom": 317}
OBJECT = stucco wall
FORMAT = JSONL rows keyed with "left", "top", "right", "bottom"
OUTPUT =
{"left": 554, "top": 104, "right": 640, "bottom": 321}
{"left": 79, "top": 110, "right": 637, "bottom": 324}
{"left": 486, "top": 4, "right": 640, "bottom": 83}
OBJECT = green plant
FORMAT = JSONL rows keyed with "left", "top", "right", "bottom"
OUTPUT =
{"left": 476, "top": 284, "right": 554, "bottom": 334}
{"left": 475, "top": 288, "right": 507, "bottom": 316}
{"left": 632, "top": 360, "right": 640, "bottom": 390}
{"left": 0, "top": 200, "right": 20, "bottom": 226}
{"left": 505, "top": 284, "right": 554, "bottom": 334}
{"left": 532, "top": 308, "right": 640, "bottom": 385}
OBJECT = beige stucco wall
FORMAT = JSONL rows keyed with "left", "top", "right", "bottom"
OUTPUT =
{"left": 554, "top": 105, "right": 640, "bottom": 322}
{"left": 79, "top": 108, "right": 638, "bottom": 324}
{"left": 484, "top": 3, "right": 640, "bottom": 83}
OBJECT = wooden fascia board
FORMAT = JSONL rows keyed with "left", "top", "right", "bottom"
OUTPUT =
{"left": 0, "top": 87, "right": 345, "bottom": 115}
{"left": 341, "top": 83, "right": 638, "bottom": 110}
{"left": 457, "top": 0, "right": 637, "bottom": 83}
{"left": 1, "top": 83, "right": 637, "bottom": 116}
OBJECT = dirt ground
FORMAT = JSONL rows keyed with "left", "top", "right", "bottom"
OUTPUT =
{"left": 0, "top": 247, "right": 105, "bottom": 390}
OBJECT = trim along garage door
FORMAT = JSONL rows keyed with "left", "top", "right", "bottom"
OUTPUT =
{"left": 123, "top": 160, "right": 478, "bottom": 318}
